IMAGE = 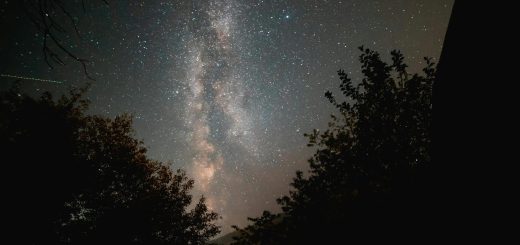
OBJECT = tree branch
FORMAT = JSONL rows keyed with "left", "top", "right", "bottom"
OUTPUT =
{"left": 20, "top": 0, "right": 109, "bottom": 80}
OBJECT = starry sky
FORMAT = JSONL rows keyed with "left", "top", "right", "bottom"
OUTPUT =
{"left": 0, "top": 0, "right": 453, "bottom": 234}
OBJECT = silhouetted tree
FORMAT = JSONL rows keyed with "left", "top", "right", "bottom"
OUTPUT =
{"left": 232, "top": 47, "right": 435, "bottom": 244}
{"left": 1, "top": 85, "right": 220, "bottom": 244}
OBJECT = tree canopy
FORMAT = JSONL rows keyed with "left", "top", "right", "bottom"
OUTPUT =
{"left": 1, "top": 84, "right": 220, "bottom": 244}
{"left": 231, "top": 47, "right": 435, "bottom": 244}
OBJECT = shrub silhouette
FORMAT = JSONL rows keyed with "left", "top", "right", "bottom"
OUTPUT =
{"left": 1, "top": 85, "right": 220, "bottom": 244}
{"left": 232, "top": 47, "right": 434, "bottom": 244}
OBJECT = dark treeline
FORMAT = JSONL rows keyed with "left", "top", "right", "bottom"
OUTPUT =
{"left": 2, "top": 0, "right": 453, "bottom": 244}
{"left": 230, "top": 47, "right": 435, "bottom": 244}
{"left": 1, "top": 85, "right": 220, "bottom": 244}
{"left": 2, "top": 46, "right": 437, "bottom": 244}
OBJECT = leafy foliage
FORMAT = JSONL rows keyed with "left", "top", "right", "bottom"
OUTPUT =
{"left": 0, "top": 84, "right": 219, "bottom": 244}
{"left": 232, "top": 47, "right": 434, "bottom": 244}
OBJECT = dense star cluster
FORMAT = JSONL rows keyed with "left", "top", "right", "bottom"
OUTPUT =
{"left": 0, "top": 0, "right": 453, "bottom": 233}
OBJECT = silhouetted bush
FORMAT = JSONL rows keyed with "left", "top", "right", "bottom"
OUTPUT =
{"left": 1, "top": 84, "right": 220, "bottom": 244}
{"left": 232, "top": 47, "right": 434, "bottom": 244}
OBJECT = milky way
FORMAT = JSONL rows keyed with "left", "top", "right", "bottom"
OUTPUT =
{"left": 0, "top": 0, "right": 454, "bottom": 234}
{"left": 181, "top": 0, "right": 256, "bottom": 217}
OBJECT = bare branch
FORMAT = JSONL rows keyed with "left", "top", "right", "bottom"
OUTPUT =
{"left": 20, "top": 0, "right": 109, "bottom": 80}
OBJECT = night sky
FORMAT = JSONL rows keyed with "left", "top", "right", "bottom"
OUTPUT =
{"left": 1, "top": 0, "right": 453, "bottom": 234}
